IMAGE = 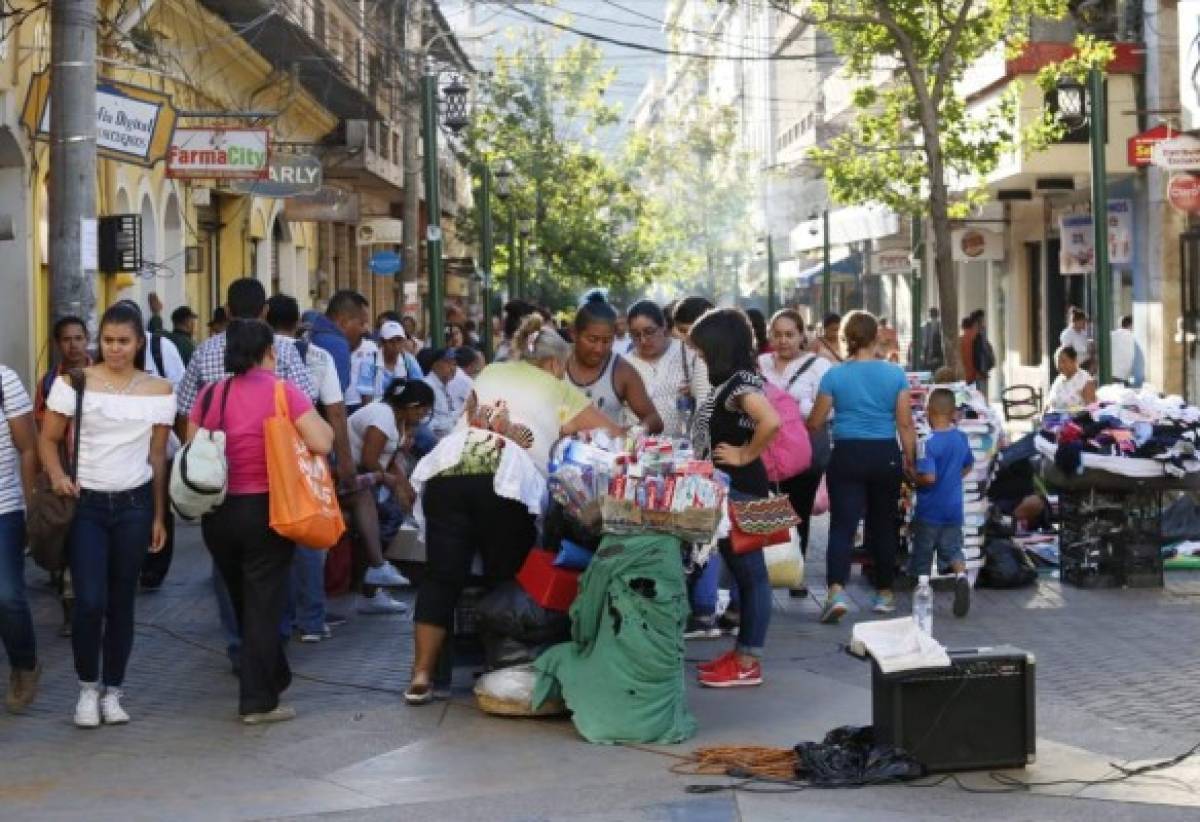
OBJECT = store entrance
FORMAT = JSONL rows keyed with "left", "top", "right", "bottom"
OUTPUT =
{"left": 1180, "top": 231, "right": 1200, "bottom": 403}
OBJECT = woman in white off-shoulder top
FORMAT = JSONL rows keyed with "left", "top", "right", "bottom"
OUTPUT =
{"left": 39, "top": 303, "right": 175, "bottom": 729}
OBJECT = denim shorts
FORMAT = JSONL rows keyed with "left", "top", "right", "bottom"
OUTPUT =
{"left": 909, "top": 520, "right": 966, "bottom": 576}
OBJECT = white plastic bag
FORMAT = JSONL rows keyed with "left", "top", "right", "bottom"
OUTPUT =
{"left": 475, "top": 664, "right": 566, "bottom": 717}
{"left": 764, "top": 528, "right": 804, "bottom": 589}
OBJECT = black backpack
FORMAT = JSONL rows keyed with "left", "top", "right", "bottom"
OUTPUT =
{"left": 978, "top": 538, "right": 1037, "bottom": 589}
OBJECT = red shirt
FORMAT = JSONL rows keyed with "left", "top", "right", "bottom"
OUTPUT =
{"left": 190, "top": 368, "right": 312, "bottom": 495}
{"left": 960, "top": 328, "right": 978, "bottom": 382}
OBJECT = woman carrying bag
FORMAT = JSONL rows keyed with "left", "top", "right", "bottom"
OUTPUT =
{"left": 186, "top": 320, "right": 333, "bottom": 725}
{"left": 39, "top": 303, "right": 175, "bottom": 728}
{"left": 688, "top": 309, "right": 781, "bottom": 689}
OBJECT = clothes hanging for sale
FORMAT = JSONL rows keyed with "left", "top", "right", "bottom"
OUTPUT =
{"left": 532, "top": 533, "right": 696, "bottom": 745}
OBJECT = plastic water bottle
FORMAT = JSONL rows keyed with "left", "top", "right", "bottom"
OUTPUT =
{"left": 914, "top": 575, "right": 933, "bottom": 636}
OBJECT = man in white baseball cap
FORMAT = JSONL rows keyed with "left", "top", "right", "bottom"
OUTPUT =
{"left": 380, "top": 320, "right": 423, "bottom": 387}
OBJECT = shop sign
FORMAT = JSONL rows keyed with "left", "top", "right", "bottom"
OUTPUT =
{"left": 356, "top": 218, "right": 404, "bottom": 245}
{"left": 368, "top": 250, "right": 402, "bottom": 276}
{"left": 950, "top": 228, "right": 1005, "bottom": 263}
{"left": 21, "top": 71, "right": 177, "bottom": 166}
{"left": 282, "top": 185, "right": 360, "bottom": 223}
{"left": 871, "top": 248, "right": 912, "bottom": 276}
{"left": 1128, "top": 124, "right": 1174, "bottom": 168}
{"left": 1151, "top": 135, "right": 1200, "bottom": 171}
{"left": 229, "top": 152, "right": 322, "bottom": 197}
{"left": 167, "top": 128, "right": 270, "bottom": 179}
{"left": 1168, "top": 173, "right": 1200, "bottom": 212}
{"left": 1057, "top": 199, "right": 1135, "bottom": 274}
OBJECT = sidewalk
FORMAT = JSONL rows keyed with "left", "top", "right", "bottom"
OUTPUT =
{"left": 2, "top": 517, "right": 1200, "bottom": 821}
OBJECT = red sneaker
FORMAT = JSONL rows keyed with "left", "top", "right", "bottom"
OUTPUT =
{"left": 697, "top": 650, "right": 736, "bottom": 675}
{"left": 698, "top": 654, "right": 762, "bottom": 688}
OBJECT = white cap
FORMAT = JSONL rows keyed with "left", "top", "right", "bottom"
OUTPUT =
{"left": 379, "top": 320, "right": 406, "bottom": 341}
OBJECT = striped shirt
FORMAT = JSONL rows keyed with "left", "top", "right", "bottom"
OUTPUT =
{"left": 0, "top": 365, "right": 33, "bottom": 515}
{"left": 176, "top": 331, "right": 317, "bottom": 416}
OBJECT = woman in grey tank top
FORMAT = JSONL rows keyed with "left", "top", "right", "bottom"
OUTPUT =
{"left": 565, "top": 294, "right": 663, "bottom": 432}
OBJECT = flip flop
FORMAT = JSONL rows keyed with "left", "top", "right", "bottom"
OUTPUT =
{"left": 404, "top": 682, "right": 434, "bottom": 706}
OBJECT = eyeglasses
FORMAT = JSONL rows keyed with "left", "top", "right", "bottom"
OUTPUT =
{"left": 629, "top": 326, "right": 663, "bottom": 342}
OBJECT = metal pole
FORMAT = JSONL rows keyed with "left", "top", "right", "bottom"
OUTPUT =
{"left": 508, "top": 208, "right": 518, "bottom": 300}
{"left": 910, "top": 214, "right": 924, "bottom": 369}
{"left": 401, "top": 0, "right": 423, "bottom": 316}
{"left": 479, "top": 162, "right": 493, "bottom": 359}
{"left": 821, "top": 209, "right": 832, "bottom": 316}
{"left": 49, "top": 0, "right": 97, "bottom": 332}
{"left": 422, "top": 60, "right": 445, "bottom": 348}
{"left": 1090, "top": 66, "right": 1113, "bottom": 384}
{"left": 766, "top": 235, "right": 778, "bottom": 315}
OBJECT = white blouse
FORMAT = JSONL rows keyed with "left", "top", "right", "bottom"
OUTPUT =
{"left": 626, "top": 338, "right": 711, "bottom": 435}
{"left": 1047, "top": 369, "right": 1093, "bottom": 413}
{"left": 758, "top": 352, "right": 831, "bottom": 417}
{"left": 46, "top": 377, "right": 176, "bottom": 492}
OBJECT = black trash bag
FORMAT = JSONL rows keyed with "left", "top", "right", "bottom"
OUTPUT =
{"left": 482, "top": 634, "right": 548, "bottom": 672}
{"left": 543, "top": 502, "right": 603, "bottom": 554}
{"left": 977, "top": 538, "right": 1037, "bottom": 589}
{"left": 1162, "top": 496, "right": 1200, "bottom": 543}
{"left": 794, "top": 725, "right": 924, "bottom": 787}
{"left": 475, "top": 581, "right": 571, "bottom": 647}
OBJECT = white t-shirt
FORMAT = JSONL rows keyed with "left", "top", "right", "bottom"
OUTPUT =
{"left": 1059, "top": 327, "right": 1091, "bottom": 365}
{"left": 1047, "top": 369, "right": 1093, "bottom": 412}
{"left": 758, "top": 352, "right": 831, "bottom": 417}
{"left": 345, "top": 339, "right": 381, "bottom": 407}
{"left": 1110, "top": 328, "right": 1136, "bottom": 382}
{"left": 145, "top": 333, "right": 186, "bottom": 387}
{"left": 0, "top": 366, "right": 33, "bottom": 515}
{"left": 298, "top": 339, "right": 343, "bottom": 406}
{"left": 46, "top": 375, "right": 177, "bottom": 492}
{"left": 424, "top": 368, "right": 473, "bottom": 438}
{"left": 348, "top": 401, "right": 400, "bottom": 469}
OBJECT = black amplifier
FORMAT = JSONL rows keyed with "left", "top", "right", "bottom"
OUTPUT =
{"left": 871, "top": 645, "right": 1035, "bottom": 773}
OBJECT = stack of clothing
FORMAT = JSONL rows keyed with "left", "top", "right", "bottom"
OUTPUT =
{"left": 1037, "top": 386, "right": 1200, "bottom": 479}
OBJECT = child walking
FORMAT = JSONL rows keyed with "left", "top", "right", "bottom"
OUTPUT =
{"left": 910, "top": 388, "right": 974, "bottom": 617}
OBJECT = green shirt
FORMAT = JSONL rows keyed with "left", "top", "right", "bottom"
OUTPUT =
{"left": 167, "top": 330, "right": 196, "bottom": 367}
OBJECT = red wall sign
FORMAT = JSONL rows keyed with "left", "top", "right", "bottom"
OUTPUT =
{"left": 1128, "top": 124, "right": 1175, "bottom": 168}
{"left": 1168, "top": 173, "right": 1200, "bottom": 212}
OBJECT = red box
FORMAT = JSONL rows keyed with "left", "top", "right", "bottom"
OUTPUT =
{"left": 516, "top": 549, "right": 581, "bottom": 612}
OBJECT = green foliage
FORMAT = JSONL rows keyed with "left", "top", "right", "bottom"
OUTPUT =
{"left": 457, "top": 34, "right": 673, "bottom": 309}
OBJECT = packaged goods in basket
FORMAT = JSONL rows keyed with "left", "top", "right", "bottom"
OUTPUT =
{"left": 548, "top": 431, "right": 727, "bottom": 542}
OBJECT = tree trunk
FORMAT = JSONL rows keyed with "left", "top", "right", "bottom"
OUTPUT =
{"left": 918, "top": 109, "right": 961, "bottom": 376}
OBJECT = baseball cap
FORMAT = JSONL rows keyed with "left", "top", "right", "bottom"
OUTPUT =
{"left": 380, "top": 320, "right": 407, "bottom": 341}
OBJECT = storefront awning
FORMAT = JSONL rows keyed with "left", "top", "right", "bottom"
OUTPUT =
{"left": 795, "top": 253, "right": 862, "bottom": 286}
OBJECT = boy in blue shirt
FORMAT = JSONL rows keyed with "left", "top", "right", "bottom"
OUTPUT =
{"left": 910, "top": 388, "right": 974, "bottom": 617}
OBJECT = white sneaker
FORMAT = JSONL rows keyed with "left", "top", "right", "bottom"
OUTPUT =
{"left": 100, "top": 688, "right": 130, "bottom": 725}
{"left": 357, "top": 589, "right": 409, "bottom": 615}
{"left": 74, "top": 682, "right": 101, "bottom": 729}
{"left": 363, "top": 561, "right": 411, "bottom": 588}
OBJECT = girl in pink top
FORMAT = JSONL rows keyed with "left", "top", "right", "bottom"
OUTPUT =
{"left": 186, "top": 320, "right": 333, "bottom": 725}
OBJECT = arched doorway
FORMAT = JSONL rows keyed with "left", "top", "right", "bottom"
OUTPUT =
{"left": 162, "top": 192, "right": 187, "bottom": 317}
{"left": 139, "top": 192, "right": 159, "bottom": 313}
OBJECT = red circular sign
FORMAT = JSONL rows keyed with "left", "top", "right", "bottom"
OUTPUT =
{"left": 1168, "top": 174, "right": 1200, "bottom": 212}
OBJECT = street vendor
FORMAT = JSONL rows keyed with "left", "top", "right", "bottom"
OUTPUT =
{"left": 404, "top": 315, "right": 618, "bottom": 706}
{"left": 567, "top": 294, "right": 663, "bottom": 433}
{"left": 1047, "top": 346, "right": 1096, "bottom": 413}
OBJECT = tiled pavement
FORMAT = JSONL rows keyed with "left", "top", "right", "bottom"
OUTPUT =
{"left": 3, "top": 516, "right": 1200, "bottom": 820}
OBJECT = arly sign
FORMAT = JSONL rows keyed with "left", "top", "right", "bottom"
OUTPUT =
{"left": 229, "top": 152, "right": 322, "bottom": 197}
{"left": 167, "top": 128, "right": 270, "bottom": 179}
{"left": 21, "top": 71, "right": 177, "bottom": 166}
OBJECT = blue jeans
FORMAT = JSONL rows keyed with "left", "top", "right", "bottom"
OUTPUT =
{"left": 0, "top": 511, "right": 36, "bottom": 671}
{"left": 67, "top": 484, "right": 153, "bottom": 686}
{"left": 826, "top": 439, "right": 902, "bottom": 591}
{"left": 282, "top": 547, "right": 326, "bottom": 636}
{"left": 908, "top": 520, "right": 966, "bottom": 578}
{"left": 688, "top": 551, "right": 721, "bottom": 619}
{"left": 718, "top": 540, "right": 770, "bottom": 657}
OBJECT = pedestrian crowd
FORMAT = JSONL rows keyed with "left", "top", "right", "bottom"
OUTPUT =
{"left": 2, "top": 283, "right": 1011, "bottom": 724}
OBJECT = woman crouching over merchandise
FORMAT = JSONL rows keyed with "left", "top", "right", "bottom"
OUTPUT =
{"left": 39, "top": 302, "right": 176, "bottom": 727}
{"left": 689, "top": 309, "right": 781, "bottom": 688}
{"left": 405, "top": 315, "right": 618, "bottom": 705}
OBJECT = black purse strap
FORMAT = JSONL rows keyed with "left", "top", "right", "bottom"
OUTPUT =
{"left": 66, "top": 369, "right": 85, "bottom": 483}
{"left": 198, "top": 378, "right": 234, "bottom": 431}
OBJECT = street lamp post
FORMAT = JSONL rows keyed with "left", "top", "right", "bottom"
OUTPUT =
{"left": 477, "top": 157, "right": 494, "bottom": 359}
{"left": 517, "top": 216, "right": 533, "bottom": 300}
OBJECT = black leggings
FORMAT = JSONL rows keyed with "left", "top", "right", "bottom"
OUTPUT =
{"left": 777, "top": 468, "right": 825, "bottom": 558}
{"left": 414, "top": 474, "right": 538, "bottom": 629}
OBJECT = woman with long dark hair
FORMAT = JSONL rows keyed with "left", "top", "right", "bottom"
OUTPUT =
{"left": 807, "top": 311, "right": 916, "bottom": 623}
{"left": 688, "top": 309, "right": 780, "bottom": 688}
{"left": 187, "top": 320, "right": 334, "bottom": 724}
{"left": 39, "top": 302, "right": 175, "bottom": 727}
{"left": 566, "top": 294, "right": 662, "bottom": 432}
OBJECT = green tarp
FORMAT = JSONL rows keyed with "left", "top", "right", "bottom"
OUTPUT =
{"left": 533, "top": 533, "right": 697, "bottom": 745}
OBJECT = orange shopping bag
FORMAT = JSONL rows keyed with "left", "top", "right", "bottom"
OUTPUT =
{"left": 265, "top": 381, "right": 346, "bottom": 549}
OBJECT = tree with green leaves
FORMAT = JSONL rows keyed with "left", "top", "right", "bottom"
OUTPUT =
{"left": 459, "top": 35, "right": 671, "bottom": 308}
{"left": 780, "top": 1, "right": 1111, "bottom": 372}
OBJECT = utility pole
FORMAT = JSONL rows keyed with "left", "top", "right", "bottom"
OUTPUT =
{"left": 1089, "top": 66, "right": 1113, "bottom": 384}
{"left": 401, "top": 0, "right": 423, "bottom": 321}
{"left": 821, "top": 209, "right": 832, "bottom": 316}
{"left": 421, "top": 56, "right": 445, "bottom": 348}
{"left": 478, "top": 161, "right": 494, "bottom": 358}
{"left": 49, "top": 0, "right": 97, "bottom": 330}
